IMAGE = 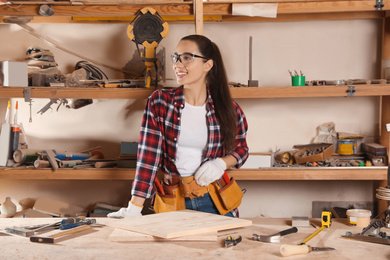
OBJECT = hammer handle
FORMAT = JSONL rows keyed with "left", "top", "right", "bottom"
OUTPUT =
{"left": 279, "top": 227, "right": 298, "bottom": 236}
{"left": 280, "top": 244, "right": 311, "bottom": 257}
{"left": 51, "top": 224, "right": 90, "bottom": 238}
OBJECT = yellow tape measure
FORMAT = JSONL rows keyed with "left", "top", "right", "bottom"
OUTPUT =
{"left": 300, "top": 211, "right": 332, "bottom": 245}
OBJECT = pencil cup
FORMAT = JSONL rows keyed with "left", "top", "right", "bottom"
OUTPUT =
{"left": 291, "top": 76, "right": 305, "bottom": 86}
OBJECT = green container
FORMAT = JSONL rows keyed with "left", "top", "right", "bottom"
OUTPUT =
{"left": 291, "top": 76, "right": 306, "bottom": 86}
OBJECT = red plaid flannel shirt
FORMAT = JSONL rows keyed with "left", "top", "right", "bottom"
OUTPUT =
{"left": 131, "top": 86, "right": 249, "bottom": 199}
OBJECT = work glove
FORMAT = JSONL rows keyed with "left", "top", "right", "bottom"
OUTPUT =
{"left": 194, "top": 158, "right": 227, "bottom": 186}
{"left": 107, "top": 201, "right": 142, "bottom": 218}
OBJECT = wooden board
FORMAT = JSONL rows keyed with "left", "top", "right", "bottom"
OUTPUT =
{"left": 108, "top": 228, "right": 217, "bottom": 242}
{"left": 106, "top": 210, "right": 252, "bottom": 239}
{"left": 33, "top": 196, "right": 85, "bottom": 217}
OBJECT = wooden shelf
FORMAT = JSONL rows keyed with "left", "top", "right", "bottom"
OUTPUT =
{"left": 0, "top": 167, "right": 386, "bottom": 180}
{"left": 2, "top": 85, "right": 390, "bottom": 100}
{"left": 0, "top": 0, "right": 389, "bottom": 18}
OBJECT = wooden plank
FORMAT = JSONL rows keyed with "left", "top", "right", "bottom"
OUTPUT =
{"left": 108, "top": 228, "right": 217, "bottom": 242}
{"left": 106, "top": 210, "right": 252, "bottom": 239}
{"left": 33, "top": 196, "right": 85, "bottom": 217}
{"left": 227, "top": 167, "right": 388, "bottom": 180}
{"left": 209, "top": 0, "right": 370, "bottom": 2}
{"left": 17, "top": 11, "right": 384, "bottom": 24}
{"left": 0, "top": 168, "right": 136, "bottom": 180}
{"left": 1, "top": 0, "right": 389, "bottom": 17}
{"left": 0, "top": 87, "right": 153, "bottom": 99}
{"left": 230, "top": 85, "right": 390, "bottom": 99}
{"left": 0, "top": 167, "right": 386, "bottom": 180}
{"left": 0, "top": 4, "right": 195, "bottom": 16}
{"left": 221, "top": 11, "right": 384, "bottom": 23}
{"left": 2, "top": 85, "right": 390, "bottom": 100}
{"left": 80, "top": 0, "right": 185, "bottom": 4}
{"left": 194, "top": 0, "right": 203, "bottom": 35}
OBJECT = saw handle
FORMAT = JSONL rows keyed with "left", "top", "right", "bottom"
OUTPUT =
{"left": 280, "top": 244, "right": 311, "bottom": 257}
{"left": 279, "top": 227, "right": 298, "bottom": 236}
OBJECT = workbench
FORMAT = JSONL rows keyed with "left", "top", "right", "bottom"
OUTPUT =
{"left": 0, "top": 217, "right": 388, "bottom": 259}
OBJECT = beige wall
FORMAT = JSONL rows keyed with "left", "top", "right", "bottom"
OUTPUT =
{"left": 0, "top": 19, "right": 382, "bottom": 217}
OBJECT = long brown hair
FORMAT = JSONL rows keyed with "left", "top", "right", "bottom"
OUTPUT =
{"left": 181, "top": 34, "right": 236, "bottom": 152}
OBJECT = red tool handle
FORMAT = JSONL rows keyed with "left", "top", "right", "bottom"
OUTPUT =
{"left": 154, "top": 177, "right": 165, "bottom": 195}
{"left": 222, "top": 171, "right": 230, "bottom": 184}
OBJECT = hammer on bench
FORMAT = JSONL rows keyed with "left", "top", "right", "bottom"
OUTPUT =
{"left": 252, "top": 227, "right": 298, "bottom": 243}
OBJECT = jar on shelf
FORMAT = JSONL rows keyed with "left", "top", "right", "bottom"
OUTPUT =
{"left": 0, "top": 197, "right": 17, "bottom": 218}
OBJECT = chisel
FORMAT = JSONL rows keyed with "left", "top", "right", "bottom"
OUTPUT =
{"left": 280, "top": 244, "right": 335, "bottom": 256}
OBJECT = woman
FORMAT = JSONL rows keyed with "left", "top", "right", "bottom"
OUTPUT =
{"left": 108, "top": 34, "right": 248, "bottom": 218}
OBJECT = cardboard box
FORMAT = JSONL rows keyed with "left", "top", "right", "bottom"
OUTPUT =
{"left": 241, "top": 153, "right": 273, "bottom": 169}
{"left": 293, "top": 143, "right": 334, "bottom": 164}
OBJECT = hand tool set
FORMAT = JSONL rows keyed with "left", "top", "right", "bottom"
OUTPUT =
{"left": 4, "top": 217, "right": 96, "bottom": 244}
{"left": 278, "top": 211, "right": 335, "bottom": 256}
{"left": 342, "top": 168, "right": 390, "bottom": 245}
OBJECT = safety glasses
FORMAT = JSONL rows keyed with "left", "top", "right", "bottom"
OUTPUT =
{"left": 171, "top": 52, "right": 208, "bottom": 65}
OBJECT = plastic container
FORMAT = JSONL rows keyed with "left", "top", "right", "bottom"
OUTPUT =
{"left": 0, "top": 197, "right": 17, "bottom": 218}
{"left": 291, "top": 76, "right": 306, "bottom": 86}
{"left": 346, "top": 209, "right": 371, "bottom": 227}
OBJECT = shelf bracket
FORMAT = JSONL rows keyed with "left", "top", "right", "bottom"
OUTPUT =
{"left": 375, "top": 0, "right": 384, "bottom": 10}
{"left": 23, "top": 88, "right": 31, "bottom": 102}
{"left": 347, "top": 86, "right": 356, "bottom": 97}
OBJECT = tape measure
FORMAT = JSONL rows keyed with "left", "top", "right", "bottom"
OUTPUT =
{"left": 321, "top": 210, "right": 332, "bottom": 228}
{"left": 299, "top": 210, "right": 332, "bottom": 245}
{"left": 275, "top": 151, "right": 295, "bottom": 164}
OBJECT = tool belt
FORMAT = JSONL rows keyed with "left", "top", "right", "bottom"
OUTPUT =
{"left": 154, "top": 173, "right": 243, "bottom": 216}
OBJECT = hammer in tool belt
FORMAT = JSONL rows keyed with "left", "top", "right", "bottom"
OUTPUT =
{"left": 252, "top": 227, "right": 298, "bottom": 243}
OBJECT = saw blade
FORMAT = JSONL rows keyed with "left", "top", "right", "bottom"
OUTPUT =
{"left": 342, "top": 234, "right": 390, "bottom": 245}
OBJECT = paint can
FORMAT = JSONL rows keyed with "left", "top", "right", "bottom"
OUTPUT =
{"left": 346, "top": 209, "right": 371, "bottom": 227}
{"left": 337, "top": 139, "right": 357, "bottom": 155}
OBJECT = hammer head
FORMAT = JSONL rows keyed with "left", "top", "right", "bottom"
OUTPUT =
{"left": 252, "top": 234, "right": 281, "bottom": 243}
{"left": 252, "top": 227, "right": 298, "bottom": 243}
{"left": 30, "top": 236, "right": 54, "bottom": 243}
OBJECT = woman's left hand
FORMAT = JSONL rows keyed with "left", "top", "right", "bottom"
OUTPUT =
{"left": 194, "top": 158, "right": 226, "bottom": 186}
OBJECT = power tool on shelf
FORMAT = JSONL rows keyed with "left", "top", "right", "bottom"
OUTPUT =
{"left": 127, "top": 7, "right": 169, "bottom": 88}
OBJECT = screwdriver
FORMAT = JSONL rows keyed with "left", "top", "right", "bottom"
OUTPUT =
{"left": 280, "top": 244, "right": 335, "bottom": 256}
{"left": 60, "top": 217, "right": 96, "bottom": 230}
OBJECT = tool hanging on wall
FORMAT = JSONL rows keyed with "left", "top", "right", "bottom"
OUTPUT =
{"left": 127, "top": 7, "right": 169, "bottom": 88}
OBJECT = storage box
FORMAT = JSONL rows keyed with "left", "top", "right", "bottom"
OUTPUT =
{"left": 1, "top": 61, "right": 28, "bottom": 86}
{"left": 240, "top": 153, "right": 273, "bottom": 169}
{"left": 361, "top": 142, "right": 387, "bottom": 156}
{"left": 293, "top": 143, "right": 334, "bottom": 164}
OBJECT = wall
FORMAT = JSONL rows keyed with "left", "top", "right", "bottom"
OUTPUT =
{"left": 0, "top": 18, "right": 382, "bottom": 218}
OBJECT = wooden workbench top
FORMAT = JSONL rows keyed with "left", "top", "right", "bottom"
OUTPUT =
{"left": 0, "top": 217, "right": 387, "bottom": 259}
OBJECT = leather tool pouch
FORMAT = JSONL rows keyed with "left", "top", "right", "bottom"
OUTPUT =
{"left": 208, "top": 178, "right": 243, "bottom": 216}
{"left": 153, "top": 183, "right": 185, "bottom": 214}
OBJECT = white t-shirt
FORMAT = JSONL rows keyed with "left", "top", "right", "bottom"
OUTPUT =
{"left": 176, "top": 102, "right": 208, "bottom": 177}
